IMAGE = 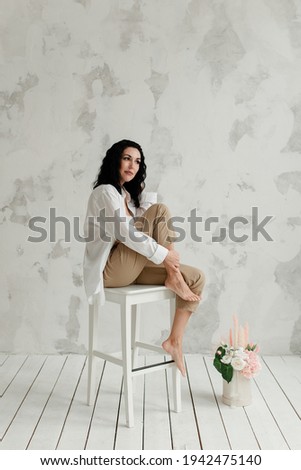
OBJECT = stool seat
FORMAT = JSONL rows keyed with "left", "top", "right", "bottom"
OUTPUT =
{"left": 87, "top": 285, "right": 182, "bottom": 428}
{"left": 104, "top": 284, "right": 174, "bottom": 295}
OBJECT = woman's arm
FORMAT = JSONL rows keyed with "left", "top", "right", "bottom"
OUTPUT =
{"left": 92, "top": 187, "right": 168, "bottom": 265}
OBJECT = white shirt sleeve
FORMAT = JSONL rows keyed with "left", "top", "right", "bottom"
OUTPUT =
{"left": 136, "top": 191, "right": 157, "bottom": 216}
{"left": 93, "top": 187, "right": 168, "bottom": 264}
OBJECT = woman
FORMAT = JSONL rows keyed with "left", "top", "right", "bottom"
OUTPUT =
{"left": 83, "top": 139, "right": 205, "bottom": 376}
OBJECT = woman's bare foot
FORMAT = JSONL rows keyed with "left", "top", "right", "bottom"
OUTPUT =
{"left": 165, "top": 271, "right": 201, "bottom": 302}
{"left": 162, "top": 338, "right": 186, "bottom": 377}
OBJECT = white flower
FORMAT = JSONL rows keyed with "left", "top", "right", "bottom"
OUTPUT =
{"left": 221, "top": 355, "right": 232, "bottom": 364}
{"left": 231, "top": 356, "right": 247, "bottom": 371}
{"left": 234, "top": 349, "right": 248, "bottom": 360}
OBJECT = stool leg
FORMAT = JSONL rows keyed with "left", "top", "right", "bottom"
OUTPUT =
{"left": 131, "top": 304, "right": 140, "bottom": 370}
{"left": 87, "top": 298, "right": 98, "bottom": 406}
{"left": 169, "top": 297, "right": 182, "bottom": 412}
{"left": 121, "top": 302, "right": 134, "bottom": 428}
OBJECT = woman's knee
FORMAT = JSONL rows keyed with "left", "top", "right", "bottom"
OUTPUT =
{"left": 183, "top": 266, "right": 206, "bottom": 292}
{"left": 154, "top": 202, "right": 169, "bottom": 212}
{"left": 146, "top": 202, "right": 170, "bottom": 218}
{"left": 196, "top": 269, "right": 206, "bottom": 291}
{"left": 139, "top": 203, "right": 172, "bottom": 231}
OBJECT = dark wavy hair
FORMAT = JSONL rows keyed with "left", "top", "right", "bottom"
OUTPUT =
{"left": 93, "top": 139, "right": 147, "bottom": 208}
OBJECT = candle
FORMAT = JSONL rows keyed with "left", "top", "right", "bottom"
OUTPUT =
{"left": 229, "top": 328, "right": 233, "bottom": 347}
{"left": 233, "top": 315, "right": 239, "bottom": 348}
{"left": 244, "top": 322, "right": 249, "bottom": 347}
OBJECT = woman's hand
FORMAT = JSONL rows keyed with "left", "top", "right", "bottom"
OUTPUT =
{"left": 163, "top": 249, "right": 180, "bottom": 272}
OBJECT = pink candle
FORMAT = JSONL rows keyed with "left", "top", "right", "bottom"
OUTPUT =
{"left": 229, "top": 328, "right": 233, "bottom": 346}
{"left": 244, "top": 323, "right": 249, "bottom": 347}
{"left": 233, "top": 315, "right": 239, "bottom": 348}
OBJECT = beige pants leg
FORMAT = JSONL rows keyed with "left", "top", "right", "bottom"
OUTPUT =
{"left": 103, "top": 203, "right": 205, "bottom": 312}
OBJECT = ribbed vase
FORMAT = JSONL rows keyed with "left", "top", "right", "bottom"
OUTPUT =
{"left": 222, "top": 370, "right": 252, "bottom": 407}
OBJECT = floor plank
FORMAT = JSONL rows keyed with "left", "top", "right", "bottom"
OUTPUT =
{"left": 0, "top": 354, "right": 300, "bottom": 450}
{"left": 254, "top": 358, "right": 301, "bottom": 450}
{"left": 85, "top": 361, "right": 123, "bottom": 450}
{"left": 0, "top": 354, "right": 8, "bottom": 366}
{"left": 57, "top": 357, "right": 104, "bottom": 450}
{"left": 0, "top": 355, "right": 28, "bottom": 397}
{"left": 281, "top": 356, "right": 301, "bottom": 383}
{"left": 114, "top": 356, "right": 145, "bottom": 450}
{"left": 243, "top": 378, "right": 289, "bottom": 449}
{"left": 204, "top": 356, "right": 260, "bottom": 450}
{"left": 166, "top": 363, "right": 201, "bottom": 450}
{"left": 0, "top": 355, "right": 47, "bottom": 441}
{"left": 186, "top": 355, "right": 230, "bottom": 450}
{"left": 0, "top": 355, "right": 66, "bottom": 449}
{"left": 143, "top": 355, "right": 172, "bottom": 450}
{"left": 27, "top": 355, "right": 86, "bottom": 450}
{"left": 263, "top": 356, "right": 301, "bottom": 418}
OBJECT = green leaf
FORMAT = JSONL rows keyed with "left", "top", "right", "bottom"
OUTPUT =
{"left": 213, "top": 357, "right": 222, "bottom": 374}
{"left": 221, "top": 363, "right": 233, "bottom": 383}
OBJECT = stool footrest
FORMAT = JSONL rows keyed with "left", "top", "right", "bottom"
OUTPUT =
{"left": 132, "top": 360, "right": 175, "bottom": 377}
{"left": 93, "top": 350, "right": 123, "bottom": 366}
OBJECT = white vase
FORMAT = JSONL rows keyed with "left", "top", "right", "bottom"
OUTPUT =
{"left": 222, "top": 370, "right": 252, "bottom": 407}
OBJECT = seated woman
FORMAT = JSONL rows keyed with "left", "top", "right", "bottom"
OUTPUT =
{"left": 83, "top": 139, "right": 205, "bottom": 376}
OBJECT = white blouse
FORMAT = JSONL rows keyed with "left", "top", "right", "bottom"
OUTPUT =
{"left": 83, "top": 184, "right": 168, "bottom": 305}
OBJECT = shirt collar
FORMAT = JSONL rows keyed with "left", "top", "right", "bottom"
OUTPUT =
{"left": 121, "top": 186, "right": 131, "bottom": 202}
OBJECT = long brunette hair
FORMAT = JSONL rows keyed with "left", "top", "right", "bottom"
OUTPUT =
{"left": 93, "top": 139, "right": 147, "bottom": 208}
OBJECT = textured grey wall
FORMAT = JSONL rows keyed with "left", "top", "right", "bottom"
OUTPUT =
{"left": 1, "top": 0, "right": 301, "bottom": 355}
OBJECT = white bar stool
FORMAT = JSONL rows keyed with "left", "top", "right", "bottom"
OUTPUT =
{"left": 87, "top": 285, "right": 182, "bottom": 428}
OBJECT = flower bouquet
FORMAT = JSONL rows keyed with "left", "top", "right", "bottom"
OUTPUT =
{"left": 213, "top": 316, "right": 261, "bottom": 406}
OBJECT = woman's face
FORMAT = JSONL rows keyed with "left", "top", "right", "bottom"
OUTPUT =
{"left": 119, "top": 147, "right": 141, "bottom": 185}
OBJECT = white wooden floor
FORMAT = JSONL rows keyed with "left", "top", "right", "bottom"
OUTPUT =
{"left": 0, "top": 354, "right": 300, "bottom": 450}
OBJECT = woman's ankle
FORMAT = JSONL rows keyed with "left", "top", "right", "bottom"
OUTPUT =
{"left": 164, "top": 336, "right": 182, "bottom": 348}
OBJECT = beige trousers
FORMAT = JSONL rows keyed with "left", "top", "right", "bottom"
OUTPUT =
{"left": 103, "top": 203, "right": 205, "bottom": 312}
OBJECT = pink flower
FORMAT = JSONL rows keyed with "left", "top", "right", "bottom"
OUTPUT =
{"left": 241, "top": 350, "right": 261, "bottom": 378}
